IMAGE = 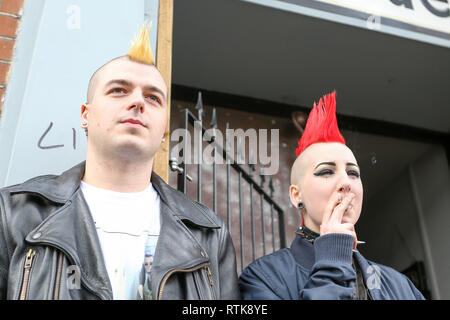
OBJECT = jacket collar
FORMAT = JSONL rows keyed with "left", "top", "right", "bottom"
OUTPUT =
{"left": 8, "top": 162, "right": 85, "bottom": 203}
{"left": 290, "top": 231, "right": 316, "bottom": 270}
{"left": 290, "top": 230, "right": 382, "bottom": 300}
{"left": 150, "top": 171, "right": 220, "bottom": 229}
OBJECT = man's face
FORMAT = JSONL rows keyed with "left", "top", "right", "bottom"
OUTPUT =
{"left": 83, "top": 58, "right": 168, "bottom": 161}
{"left": 290, "top": 143, "right": 364, "bottom": 229}
{"left": 144, "top": 256, "right": 153, "bottom": 273}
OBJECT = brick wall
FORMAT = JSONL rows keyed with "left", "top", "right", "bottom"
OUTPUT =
{"left": 0, "top": 0, "right": 24, "bottom": 117}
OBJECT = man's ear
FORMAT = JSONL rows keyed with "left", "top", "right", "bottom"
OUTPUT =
{"left": 289, "top": 184, "right": 302, "bottom": 208}
{"left": 81, "top": 104, "right": 89, "bottom": 128}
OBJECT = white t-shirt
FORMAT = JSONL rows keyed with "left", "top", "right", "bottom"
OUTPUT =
{"left": 80, "top": 181, "right": 160, "bottom": 300}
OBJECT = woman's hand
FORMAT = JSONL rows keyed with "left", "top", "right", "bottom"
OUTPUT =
{"left": 319, "top": 192, "right": 358, "bottom": 250}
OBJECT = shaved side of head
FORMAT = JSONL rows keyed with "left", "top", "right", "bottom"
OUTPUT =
{"left": 86, "top": 56, "right": 128, "bottom": 104}
{"left": 290, "top": 143, "right": 320, "bottom": 187}
{"left": 290, "top": 153, "right": 306, "bottom": 187}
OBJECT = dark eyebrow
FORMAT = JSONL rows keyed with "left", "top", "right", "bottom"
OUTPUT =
{"left": 314, "top": 162, "right": 336, "bottom": 170}
{"left": 104, "top": 79, "right": 133, "bottom": 89}
{"left": 314, "top": 162, "right": 360, "bottom": 170}
{"left": 347, "top": 162, "right": 360, "bottom": 169}
{"left": 104, "top": 79, "right": 167, "bottom": 101}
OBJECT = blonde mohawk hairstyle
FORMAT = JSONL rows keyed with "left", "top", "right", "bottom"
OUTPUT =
{"left": 127, "top": 21, "right": 155, "bottom": 65}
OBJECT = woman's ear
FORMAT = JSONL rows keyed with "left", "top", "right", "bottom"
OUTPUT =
{"left": 289, "top": 184, "right": 302, "bottom": 208}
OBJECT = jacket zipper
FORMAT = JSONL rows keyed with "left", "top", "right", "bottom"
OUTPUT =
{"left": 53, "top": 251, "right": 64, "bottom": 300}
{"left": 158, "top": 262, "right": 210, "bottom": 300}
{"left": 19, "top": 249, "right": 36, "bottom": 300}
{"left": 205, "top": 266, "right": 216, "bottom": 300}
{"left": 34, "top": 240, "right": 109, "bottom": 300}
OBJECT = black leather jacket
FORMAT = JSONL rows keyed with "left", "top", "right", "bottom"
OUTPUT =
{"left": 0, "top": 162, "right": 240, "bottom": 300}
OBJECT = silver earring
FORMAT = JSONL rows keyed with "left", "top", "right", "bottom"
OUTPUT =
{"left": 298, "top": 202, "right": 305, "bottom": 209}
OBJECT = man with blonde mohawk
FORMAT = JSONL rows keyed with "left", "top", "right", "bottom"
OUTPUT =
{"left": 0, "top": 23, "right": 239, "bottom": 300}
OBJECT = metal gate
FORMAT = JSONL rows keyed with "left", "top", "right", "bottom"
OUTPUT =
{"left": 169, "top": 93, "right": 286, "bottom": 272}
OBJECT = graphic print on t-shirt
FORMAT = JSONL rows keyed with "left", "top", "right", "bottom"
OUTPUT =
{"left": 80, "top": 181, "right": 161, "bottom": 300}
{"left": 137, "top": 235, "right": 158, "bottom": 300}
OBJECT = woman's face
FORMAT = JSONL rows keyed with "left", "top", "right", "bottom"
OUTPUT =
{"left": 291, "top": 143, "right": 363, "bottom": 231}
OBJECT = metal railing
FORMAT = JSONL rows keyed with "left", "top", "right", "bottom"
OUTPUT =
{"left": 170, "top": 93, "right": 286, "bottom": 272}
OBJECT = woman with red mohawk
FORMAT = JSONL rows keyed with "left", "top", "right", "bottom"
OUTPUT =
{"left": 239, "top": 91, "right": 424, "bottom": 300}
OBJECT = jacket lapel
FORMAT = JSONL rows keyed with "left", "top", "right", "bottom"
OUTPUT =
{"left": 17, "top": 162, "right": 112, "bottom": 299}
{"left": 149, "top": 173, "right": 220, "bottom": 299}
{"left": 149, "top": 200, "right": 210, "bottom": 299}
{"left": 25, "top": 187, "right": 113, "bottom": 300}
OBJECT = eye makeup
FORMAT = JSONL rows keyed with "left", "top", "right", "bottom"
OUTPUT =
{"left": 313, "top": 162, "right": 360, "bottom": 178}
{"left": 347, "top": 170, "right": 360, "bottom": 178}
{"left": 313, "top": 169, "right": 333, "bottom": 176}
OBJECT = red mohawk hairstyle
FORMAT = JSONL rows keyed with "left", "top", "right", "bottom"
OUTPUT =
{"left": 295, "top": 91, "right": 345, "bottom": 157}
